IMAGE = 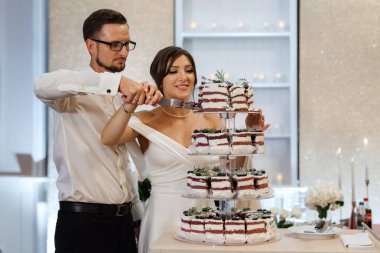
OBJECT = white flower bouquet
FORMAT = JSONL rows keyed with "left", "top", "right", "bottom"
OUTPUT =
{"left": 305, "top": 180, "right": 344, "bottom": 219}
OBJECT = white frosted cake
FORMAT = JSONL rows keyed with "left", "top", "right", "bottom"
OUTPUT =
{"left": 178, "top": 208, "right": 277, "bottom": 244}
{"left": 231, "top": 130, "right": 256, "bottom": 154}
{"left": 233, "top": 172, "right": 255, "bottom": 197}
{"left": 252, "top": 132, "right": 265, "bottom": 154}
{"left": 224, "top": 216, "right": 247, "bottom": 243}
{"left": 204, "top": 215, "right": 225, "bottom": 243}
{"left": 198, "top": 82, "right": 230, "bottom": 112}
{"left": 253, "top": 170, "right": 269, "bottom": 195}
{"left": 199, "top": 72, "right": 255, "bottom": 112}
{"left": 210, "top": 172, "right": 234, "bottom": 198}
{"left": 187, "top": 167, "right": 210, "bottom": 197}
{"left": 191, "top": 131, "right": 210, "bottom": 153}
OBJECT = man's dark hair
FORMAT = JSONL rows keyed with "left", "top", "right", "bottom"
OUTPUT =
{"left": 150, "top": 46, "right": 198, "bottom": 95}
{"left": 83, "top": 9, "right": 127, "bottom": 40}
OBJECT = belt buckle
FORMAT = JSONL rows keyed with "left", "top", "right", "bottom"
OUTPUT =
{"left": 116, "top": 204, "right": 127, "bottom": 216}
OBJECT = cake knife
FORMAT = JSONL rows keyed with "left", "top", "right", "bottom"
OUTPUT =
{"left": 158, "top": 98, "right": 198, "bottom": 110}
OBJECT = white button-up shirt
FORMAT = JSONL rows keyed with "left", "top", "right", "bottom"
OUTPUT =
{"left": 34, "top": 68, "right": 143, "bottom": 220}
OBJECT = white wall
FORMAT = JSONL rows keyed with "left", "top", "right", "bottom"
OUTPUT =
{"left": 0, "top": 0, "right": 47, "bottom": 173}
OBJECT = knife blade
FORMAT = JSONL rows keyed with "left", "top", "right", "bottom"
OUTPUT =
{"left": 158, "top": 98, "right": 198, "bottom": 109}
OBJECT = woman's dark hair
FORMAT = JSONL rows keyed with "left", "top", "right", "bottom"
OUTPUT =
{"left": 150, "top": 46, "right": 197, "bottom": 95}
{"left": 83, "top": 9, "right": 127, "bottom": 40}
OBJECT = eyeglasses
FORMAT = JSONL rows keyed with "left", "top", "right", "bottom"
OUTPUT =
{"left": 91, "top": 38, "right": 136, "bottom": 51}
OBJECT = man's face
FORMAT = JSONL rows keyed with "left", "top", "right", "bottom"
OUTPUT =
{"left": 90, "top": 23, "right": 130, "bottom": 73}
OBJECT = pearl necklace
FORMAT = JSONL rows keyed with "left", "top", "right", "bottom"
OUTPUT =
{"left": 159, "top": 106, "right": 193, "bottom": 118}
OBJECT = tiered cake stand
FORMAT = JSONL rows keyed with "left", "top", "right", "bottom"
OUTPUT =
{"left": 175, "top": 111, "right": 280, "bottom": 245}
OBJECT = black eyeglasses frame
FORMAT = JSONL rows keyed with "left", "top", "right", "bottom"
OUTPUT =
{"left": 90, "top": 38, "right": 136, "bottom": 51}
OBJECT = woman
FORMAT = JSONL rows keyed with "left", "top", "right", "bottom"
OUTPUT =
{"left": 101, "top": 46, "right": 267, "bottom": 253}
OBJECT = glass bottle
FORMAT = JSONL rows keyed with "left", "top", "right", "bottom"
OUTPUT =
{"left": 364, "top": 197, "right": 372, "bottom": 228}
{"left": 356, "top": 201, "right": 365, "bottom": 228}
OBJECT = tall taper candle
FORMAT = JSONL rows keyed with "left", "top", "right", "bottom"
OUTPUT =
{"left": 336, "top": 147, "right": 342, "bottom": 190}
{"left": 351, "top": 158, "right": 355, "bottom": 201}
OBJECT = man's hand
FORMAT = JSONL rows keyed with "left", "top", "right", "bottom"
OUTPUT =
{"left": 245, "top": 109, "right": 270, "bottom": 131}
{"left": 119, "top": 77, "right": 145, "bottom": 104}
{"left": 119, "top": 77, "right": 163, "bottom": 106}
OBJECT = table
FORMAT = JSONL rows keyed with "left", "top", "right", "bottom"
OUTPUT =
{"left": 150, "top": 227, "right": 380, "bottom": 253}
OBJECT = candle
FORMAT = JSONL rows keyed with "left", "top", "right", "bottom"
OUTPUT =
{"left": 277, "top": 20, "right": 286, "bottom": 30}
{"left": 211, "top": 21, "right": 217, "bottom": 30}
{"left": 336, "top": 147, "right": 342, "bottom": 190}
{"left": 351, "top": 157, "right": 355, "bottom": 202}
{"left": 190, "top": 21, "right": 197, "bottom": 30}
{"left": 276, "top": 173, "right": 283, "bottom": 185}
{"left": 363, "top": 137, "right": 368, "bottom": 165}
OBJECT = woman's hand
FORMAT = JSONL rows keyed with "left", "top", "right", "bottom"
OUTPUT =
{"left": 141, "top": 81, "right": 163, "bottom": 106}
{"left": 245, "top": 109, "right": 270, "bottom": 131}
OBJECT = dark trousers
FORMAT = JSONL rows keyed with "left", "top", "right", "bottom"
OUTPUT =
{"left": 55, "top": 210, "right": 137, "bottom": 253}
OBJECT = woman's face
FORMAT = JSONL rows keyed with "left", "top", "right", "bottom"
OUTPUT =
{"left": 162, "top": 55, "right": 195, "bottom": 101}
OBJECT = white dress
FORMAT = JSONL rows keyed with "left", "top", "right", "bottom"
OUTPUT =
{"left": 127, "top": 117, "right": 219, "bottom": 253}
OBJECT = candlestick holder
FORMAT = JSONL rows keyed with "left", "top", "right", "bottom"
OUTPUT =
{"left": 365, "top": 179, "right": 369, "bottom": 198}
{"left": 349, "top": 201, "right": 356, "bottom": 229}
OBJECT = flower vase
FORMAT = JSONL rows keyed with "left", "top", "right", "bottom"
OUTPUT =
{"left": 316, "top": 204, "right": 332, "bottom": 231}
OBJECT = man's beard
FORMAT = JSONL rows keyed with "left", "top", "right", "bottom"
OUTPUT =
{"left": 96, "top": 57, "right": 125, "bottom": 73}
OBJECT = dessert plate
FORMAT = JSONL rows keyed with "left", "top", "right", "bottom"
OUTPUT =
{"left": 288, "top": 225, "right": 342, "bottom": 239}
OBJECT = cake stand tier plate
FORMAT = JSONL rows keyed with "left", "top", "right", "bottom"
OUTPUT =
{"left": 174, "top": 231, "right": 281, "bottom": 246}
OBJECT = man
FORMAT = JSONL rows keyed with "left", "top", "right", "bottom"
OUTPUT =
{"left": 35, "top": 9, "right": 161, "bottom": 253}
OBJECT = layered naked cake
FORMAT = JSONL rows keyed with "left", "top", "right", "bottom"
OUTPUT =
{"left": 253, "top": 170, "right": 269, "bottom": 194}
{"left": 231, "top": 130, "right": 256, "bottom": 154}
{"left": 198, "top": 82, "right": 230, "bottom": 112}
{"left": 207, "top": 131, "right": 230, "bottom": 154}
{"left": 204, "top": 215, "right": 225, "bottom": 243}
{"left": 224, "top": 216, "right": 247, "bottom": 243}
{"left": 190, "top": 214, "right": 206, "bottom": 242}
{"left": 246, "top": 217, "right": 267, "bottom": 242}
{"left": 229, "top": 84, "right": 248, "bottom": 111}
{"left": 246, "top": 85, "right": 254, "bottom": 111}
{"left": 180, "top": 207, "right": 197, "bottom": 237}
{"left": 178, "top": 208, "right": 277, "bottom": 244}
{"left": 210, "top": 172, "right": 234, "bottom": 198}
{"left": 187, "top": 167, "right": 210, "bottom": 197}
{"left": 191, "top": 131, "right": 210, "bottom": 153}
{"left": 233, "top": 172, "right": 255, "bottom": 197}
{"left": 191, "top": 128, "right": 264, "bottom": 155}
{"left": 191, "top": 129, "right": 230, "bottom": 154}
{"left": 199, "top": 73, "right": 255, "bottom": 112}
{"left": 252, "top": 131, "right": 265, "bottom": 154}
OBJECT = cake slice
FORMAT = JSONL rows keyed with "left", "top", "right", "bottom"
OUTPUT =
{"left": 191, "top": 130, "right": 210, "bottom": 154}
{"left": 224, "top": 216, "right": 247, "bottom": 243}
{"left": 210, "top": 172, "right": 234, "bottom": 198}
{"left": 252, "top": 131, "right": 265, "bottom": 154}
{"left": 229, "top": 84, "right": 248, "bottom": 111}
{"left": 186, "top": 167, "right": 210, "bottom": 197}
{"left": 204, "top": 214, "right": 225, "bottom": 244}
{"left": 253, "top": 170, "right": 269, "bottom": 195}
{"left": 199, "top": 82, "right": 230, "bottom": 112}
{"left": 190, "top": 213, "right": 206, "bottom": 242}
{"left": 207, "top": 130, "right": 230, "bottom": 154}
{"left": 233, "top": 172, "right": 255, "bottom": 197}
{"left": 179, "top": 207, "right": 197, "bottom": 238}
{"left": 231, "top": 129, "right": 256, "bottom": 154}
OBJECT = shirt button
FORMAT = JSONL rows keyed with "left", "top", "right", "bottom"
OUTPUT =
{"left": 107, "top": 89, "right": 111, "bottom": 93}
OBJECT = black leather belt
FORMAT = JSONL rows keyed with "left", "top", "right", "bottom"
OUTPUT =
{"left": 59, "top": 201, "right": 132, "bottom": 216}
